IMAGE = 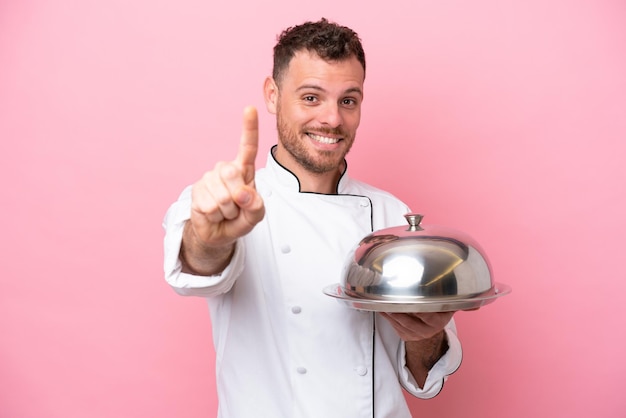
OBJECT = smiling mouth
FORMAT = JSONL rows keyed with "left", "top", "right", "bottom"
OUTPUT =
{"left": 307, "top": 133, "right": 341, "bottom": 144}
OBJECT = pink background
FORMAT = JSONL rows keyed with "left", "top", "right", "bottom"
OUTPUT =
{"left": 1, "top": 0, "right": 625, "bottom": 417}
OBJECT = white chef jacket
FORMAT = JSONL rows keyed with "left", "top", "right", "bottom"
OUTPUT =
{"left": 163, "top": 148, "right": 462, "bottom": 418}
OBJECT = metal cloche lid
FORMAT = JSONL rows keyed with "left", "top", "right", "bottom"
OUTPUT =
{"left": 323, "top": 213, "right": 511, "bottom": 312}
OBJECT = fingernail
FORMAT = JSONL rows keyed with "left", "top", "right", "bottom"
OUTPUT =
{"left": 238, "top": 190, "right": 251, "bottom": 205}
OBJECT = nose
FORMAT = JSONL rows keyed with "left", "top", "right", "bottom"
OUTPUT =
{"left": 319, "top": 102, "right": 343, "bottom": 128}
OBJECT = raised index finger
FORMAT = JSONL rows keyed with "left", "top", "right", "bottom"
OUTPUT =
{"left": 236, "top": 106, "right": 259, "bottom": 184}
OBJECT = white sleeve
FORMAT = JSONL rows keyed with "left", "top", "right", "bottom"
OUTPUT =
{"left": 162, "top": 186, "right": 244, "bottom": 297}
{"left": 397, "top": 318, "right": 463, "bottom": 399}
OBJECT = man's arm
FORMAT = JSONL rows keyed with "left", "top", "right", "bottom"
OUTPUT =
{"left": 381, "top": 311, "right": 455, "bottom": 389}
{"left": 179, "top": 222, "right": 235, "bottom": 276}
{"left": 404, "top": 330, "right": 448, "bottom": 388}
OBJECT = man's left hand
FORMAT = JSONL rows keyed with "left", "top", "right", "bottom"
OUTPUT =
{"left": 380, "top": 311, "right": 454, "bottom": 342}
{"left": 380, "top": 311, "right": 455, "bottom": 389}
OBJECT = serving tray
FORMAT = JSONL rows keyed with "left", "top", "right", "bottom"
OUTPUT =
{"left": 323, "top": 283, "right": 512, "bottom": 313}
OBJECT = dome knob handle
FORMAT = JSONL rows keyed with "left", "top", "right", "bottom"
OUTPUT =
{"left": 404, "top": 213, "right": 425, "bottom": 232}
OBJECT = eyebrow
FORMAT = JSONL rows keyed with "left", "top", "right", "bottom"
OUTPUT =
{"left": 296, "top": 84, "right": 363, "bottom": 97}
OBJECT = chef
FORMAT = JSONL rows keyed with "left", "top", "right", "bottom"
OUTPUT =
{"left": 163, "top": 18, "right": 462, "bottom": 418}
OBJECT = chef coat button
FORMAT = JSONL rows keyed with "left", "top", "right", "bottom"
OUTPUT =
{"left": 360, "top": 200, "right": 370, "bottom": 207}
{"left": 280, "top": 244, "right": 291, "bottom": 254}
{"left": 291, "top": 306, "right": 302, "bottom": 314}
{"left": 355, "top": 366, "right": 368, "bottom": 376}
{"left": 265, "top": 190, "right": 272, "bottom": 197}
{"left": 296, "top": 367, "right": 307, "bottom": 374}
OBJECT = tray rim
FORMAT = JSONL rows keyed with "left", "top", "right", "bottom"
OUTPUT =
{"left": 322, "top": 283, "right": 512, "bottom": 312}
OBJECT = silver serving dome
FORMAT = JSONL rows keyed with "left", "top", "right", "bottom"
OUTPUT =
{"left": 324, "top": 214, "right": 511, "bottom": 312}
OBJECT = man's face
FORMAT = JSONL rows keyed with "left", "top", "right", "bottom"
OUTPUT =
{"left": 270, "top": 50, "right": 365, "bottom": 175}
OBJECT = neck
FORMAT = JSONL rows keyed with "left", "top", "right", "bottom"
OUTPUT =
{"left": 297, "top": 168, "right": 343, "bottom": 194}
{"left": 272, "top": 146, "right": 344, "bottom": 194}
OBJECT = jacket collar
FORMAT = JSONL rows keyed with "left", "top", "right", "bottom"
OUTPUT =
{"left": 266, "top": 145, "right": 350, "bottom": 194}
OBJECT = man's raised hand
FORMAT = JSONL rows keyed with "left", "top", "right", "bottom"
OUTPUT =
{"left": 182, "top": 107, "right": 265, "bottom": 275}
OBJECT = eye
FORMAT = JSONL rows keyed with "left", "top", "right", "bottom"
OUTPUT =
{"left": 342, "top": 98, "right": 358, "bottom": 106}
{"left": 303, "top": 95, "right": 318, "bottom": 103}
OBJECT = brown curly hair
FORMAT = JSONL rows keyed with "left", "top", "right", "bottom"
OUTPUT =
{"left": 272, "top": 18, "right": 366, "bottom": 85}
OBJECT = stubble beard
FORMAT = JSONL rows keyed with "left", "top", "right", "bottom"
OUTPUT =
{"left": 276, "top": 108, "right": 354, "bottom": 175}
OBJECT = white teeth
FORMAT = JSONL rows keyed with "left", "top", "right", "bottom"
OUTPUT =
{"left": 309, "top": 133, "right": 339, "bottom": 144}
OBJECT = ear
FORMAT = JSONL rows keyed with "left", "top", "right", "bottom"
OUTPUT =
{"left": 263, "top": 77, "right": 278, "bottom": 115}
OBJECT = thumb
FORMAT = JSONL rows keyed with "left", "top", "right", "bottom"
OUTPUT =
{"left": 234, "top": 185, "right": 265, "bottom": 224}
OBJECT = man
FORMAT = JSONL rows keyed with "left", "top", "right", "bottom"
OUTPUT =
{"left": 163, "top": 18, "right": 462, "bottom": 417}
